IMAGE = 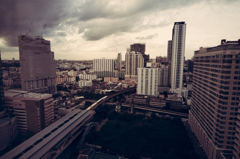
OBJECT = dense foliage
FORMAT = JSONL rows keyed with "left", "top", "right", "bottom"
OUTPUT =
{"left": 77, "top": 91, "right": 105, "bottom": 99}
{"left": 86, "top": 112, "right": 198, "bottom": 159}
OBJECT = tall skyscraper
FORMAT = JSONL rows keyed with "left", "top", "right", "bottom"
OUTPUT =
{"left": 18, "top": 35, "right": 56, "bottom": 94}
{"left": 130, "top": 43, "right": 149, "bottom": 67}
{"left": 0, "top": 51, "right": 4, "bottom": 110}
{"left": 159, "top": 64, "right": 171, "bottom": 87}
{"left": 117, "top": 53, "right": 122, "bottom": 71}
{"left": 167, "top": 40, "right": 172, "bottom": 62}
{"left": 125, "top": 51, "right": 144, "bottom": 79}
{"left": 189, "top": 39, "right": 240, "bottom": 159}
{"left": 171, "top": 22, "right": 186, "bottom": 90}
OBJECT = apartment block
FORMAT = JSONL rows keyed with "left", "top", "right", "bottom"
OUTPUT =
{"left": 78, "top": 74, "right": 97, "bottom": 81}
{"left": 137, "top": 67, "right": 159, "bottom": 96}
{"left": 159, "top": 64, "right": 171, "bottom": 87}
{"left": 125, "top": 51, "right": 144, "bottom": 79}
{"left": 78, "top": 80, "right": 92, "bottom": 88}
{"left": 4, "top": 90, "right": 54, "bottom": 134}
{"left": 130, "top": 43, "right": 149, "bottom": 67}
{"left": 93, "top": 59, "right": 115, "bottom": 72}
{"left": 18, "top": 35, "right": 56, "bottom": 94}
{"left": 188, "top": 39, "right": 240, "bottom": 159}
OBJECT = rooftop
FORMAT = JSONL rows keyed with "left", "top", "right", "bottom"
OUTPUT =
{"left": 195, "top": 39, "right": 240, "bottom": 54}
{"left": 4, "top": 89, "right": 51, "bottom": 99}
{"left": 174, "top": 21, "right": 185, "bottom": 25}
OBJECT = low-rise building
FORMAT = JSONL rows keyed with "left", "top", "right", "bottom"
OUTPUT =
{"left": 79, "top": 80, "right": 92, "bottom": 88}
{"left": 79, "top": 74, "right": 97, "bottom": 80}
{"left": 104, "top": 77, "right": 119, "bottom": 83}
{"left": 166, "top": 94, "right": 183, "bottom": 110}
{"left": 4, "top": 90, "right": 54, "bottom": 134}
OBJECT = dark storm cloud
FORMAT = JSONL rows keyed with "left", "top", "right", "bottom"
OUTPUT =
{"left": 136, "top": 33, "right": 158, "bottom": 40}
{"left": 0, "top": 0, "right": 73, "bottom": 47}
{"left": 77, "top": 0, "right": 199, "bottom": 21}
{"left": 79, "top": 16, "right": 143, "bottom": 41}
{"left": 76, "top": 0, "right": 201, "bottom": 41}
{"left": 1, "top": 0, "right": 236, "bottom": 47}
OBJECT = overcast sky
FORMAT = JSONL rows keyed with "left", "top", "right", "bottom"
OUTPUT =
{"left": 1, "top": 0, "right": 240, "bottom": 61}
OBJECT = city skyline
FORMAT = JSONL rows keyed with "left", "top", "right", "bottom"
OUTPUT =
{"left": 1, "top": 0, "right": 240, "bottom": 61}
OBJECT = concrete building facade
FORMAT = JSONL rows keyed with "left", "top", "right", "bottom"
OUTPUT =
{"left": 188, "top": 39, "right": 240, "bottom": 159}
{"left": 137, "top": 68, "right": 159, "bottom": 96}
{"left": 130, "top": 43, "right": 149, "bottom": 67}
{"left": 18, "top": 35, "right": 56, "bottom": 94}
{"left": 4, "top": 90, "right": 54, "bottom": 134}
{"left": 93, "top": 59, "right": 115, "bottom": 72}
{"left": 171, "top": 22, "right": 186, "bottom": 90}
{"left": 78, "top": 80, "right": 92, "bottom": 88}
{"left": 159, "top": 64, "right": 171, "bottom": 87}
{"left": 167, "top": 40, "right": 172, "bottom": 62}
{"left": 79, "top": 74, "right": 97, "bottom": 81}
{"left": 125, "top": 51, "right": 144, "bottom": 79}
{"left": 117, "top": 53, "right": 122, "bottom": 71}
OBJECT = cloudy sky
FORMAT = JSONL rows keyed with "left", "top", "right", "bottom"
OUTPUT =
{"left": 1, "top": 0, "right": 240, "bottom": 61}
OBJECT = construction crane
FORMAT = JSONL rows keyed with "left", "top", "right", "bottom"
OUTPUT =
{"left": 40, "top": 24, "right": 46, "bottom": 36}
{"left": 35, "top": 24, "right": 46, "bottom": 40}
{"left": 26, "top": 22, "right": 32, "bottom": 36}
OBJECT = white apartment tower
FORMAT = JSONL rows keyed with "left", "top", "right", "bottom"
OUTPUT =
{"left": 125, "top": 51, "right": 144, "bottom": 79}
{"left": 93, "top": 59, "right": 115, "bottom": 72}
{"left": 18, "top": 35, "right": 56, "bottom": 94}
{"left": 171, "top": 22, "right": 186, "bottom": 90}
{"left": 137, "top": 67, "right": 159, "bottom": 96}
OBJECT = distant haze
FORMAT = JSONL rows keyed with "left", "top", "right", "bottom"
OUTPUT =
{"left": 1, "top": 0, "right": 240, "bottom": 60}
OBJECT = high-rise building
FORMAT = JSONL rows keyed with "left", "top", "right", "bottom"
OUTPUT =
{"left": 18, "top": 35, "right": 56, "bottom": 94}
{"left": 125, "top": 51, "right": 144, "bottom": 79}
{"left": 4, "top": 89, "right": 54, "bottom": 134}
{"left": 93, "top": 59, "right": 118, "bottom": 78}
{"left": 156, "top": 56, "right": 168, "bottom": 63}
{"left": 137, "top": 67, "right": 159, "bottom": 96}
{"left": 171, "top": 22, "right": 186, "bottom": 90}
{"left": 130, "top": 43, "right": 149, "bottom": 67}
{"left": 130, "top": 43, "right": 145, "bottom": 54}
{"left": 167, "top": 40, "right": 172, "bottom": 62}
{"left": 93, "top": 59, "right": 115, "bottom": 72}
{"left": 188, "top": 39, "right": 240, "bottom": 159}
{"left": 159, "top": 64, "right": 171, "bottom": 87}
{"left": 0, "top": 51, "right": 4, "bottom": 111}
{"left": 117, "top": 53, "right": 122, "bottom": 71}
{"left": 187, "top": 59, "right": 194, "bottom": 73}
